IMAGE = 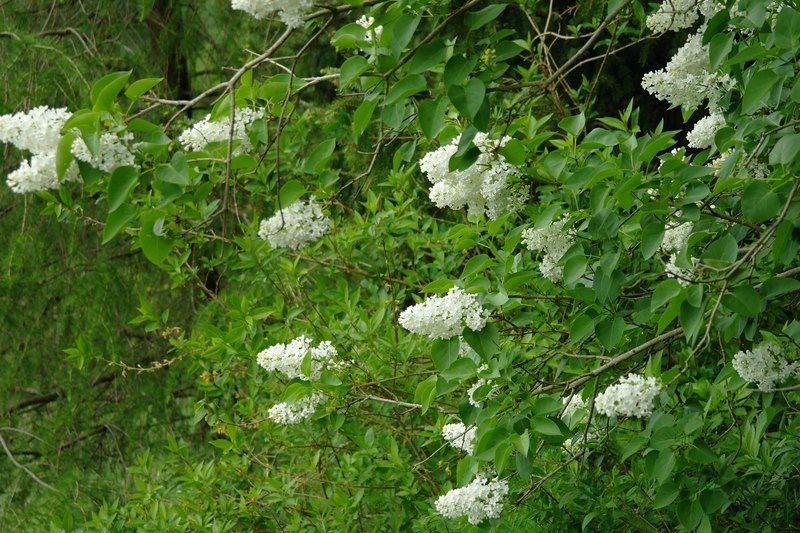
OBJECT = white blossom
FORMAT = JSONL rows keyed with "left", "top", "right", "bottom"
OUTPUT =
{"left": 686, "top": 112, "right": 726, "bottom": 149}
{"left": 435, "top": 474, "right": 509, "bottom": 524}
{"left": 442, "top": 422, "right": 476, "bottom": 455}
{"left": 467, "top": 364, "right": 497, "bottom": 408}
{"left": 268, "top": 393, "right": 325, "bottom": 425}
{"left": 595, "top": 373, "right": 660, "bottom": 418}
{"left": 661, "top": 221, "right": 693, "bottom": 254}
{"left": 561, "top": 394, "right": 587, "bottom": 419}
{"left": 258, "top": 199, "right": 332, "bottom": 250}
{"left": 665, "top": 253, "right": 697, "bottom": 286}
{"left": 0, "top": 105, "right": 70, "bottom": 154}
{"left": 642, "top": 32, "right": 735, "bottom": 111}
{"left": 230, "top": 0, "right": 313, "bottom": 28}
{"left": 732, "top": 342, "right": 800, "bottom": 391}
{"left": 5, "top": 152, "right": 79, "bottom": 193}
{"left": 398, "top": 287, "right": 488, "bottom": 340}
{"left": 356, "top": 15, "right": 383, "bottom": 42}
{"left": 563, "top": 429, "right": 597, "bottom": 454}
{"left": 419, "top": 132, "right": 526, "bottom": 220}
{"left": 257, "top": 335, "right": 344, "bottom": 380}
{"left": 72, "top": 132, "right": 135, "bottom": 173}
{"left": 522, "top": 214, "right": 576, "bottom": 282}
{"left": 178, "top": 108, "right": 263, "bottom": 154}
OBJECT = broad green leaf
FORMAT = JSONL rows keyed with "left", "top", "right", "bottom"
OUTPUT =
{"left": 340, "top": 55, "right": 369, "bottom": 87}
{"left": 418, "top": 96, "right": 448, "bottom": 141}
{"left": 409, "top": 38, "right": 447, "bottom": 74}
{"left": 769, "top": 133, "right": 800, "bottom": 166}
{"left": 680, "top": 300, "right": 703, "bottom": 343}
{"left": 303, "top": 139, "right": 336, "bottom": 173}
{"left": 432, "top": 338, "right": 460, "bottom": 371}
{"left": 440, "top": 357, "right": 478, "bottom": 380}
{"left": 331, "top": 23, "right": 365, "bottom": 49}
{"left": 124, "top": 77, "right": 163, "bottom": 99}
{"left": 448, "top": 78, "right": 485, "bottom": 120}
{"left": 107, "top": 166, "right": 139, "bottom": 212}
{"left": 92, "top": 71, "right": 132, "bottom": 112}
{"left": 444, "top": 55, "right": 478, "bottom": 89}
{"left": 741, "top": 69, "right": 779, "bottom": 114}
{"left": 654, "top": 482, "right": 679, "bottom": 509}
{"left": 774, "top": 7, "right": 800, "bottom": 50}
{"left": 101, "top": 203, "right": 137, "bottom": 244}
{"left": 498, "top": 139, "right": 526, "bottom": 165}
{"left": 722, "top": 285, "right": 761, "bottom": 318}
{"left": 55, "top": 130, "right": 76, "bottom": 181}
{"left": 596, "top": 316, "right": 624, "bottom": 349}
{"left": 462, "top": 323, "right": 499, "bottom": 358}
{"left": 390, "top": 14, "right": 420, "bottom": 58}
{"left": 641, "top": 221, "right": 664, "bottom": 259}
{"left": 475, "top": 427, "right": 507, "bottom": 460}
{"left": 761, "top": 277, "right": 800, "bottom": 299}
{"left": 701, "top": 233, "right": 738, "bottom": 266}
{"left": 558, "top": 113, "right": 585, "bottom": 136}
{"left": 278, "top": 179, "right": 307, "bottom": 207}
{"left": 464, "top": 4, "right": 507, "bottom": 30}
{"left": 461, "top": 254, "right": 492, "bottom": 279}
{"left": 353, "top": 98, "right": 378, "bottom": 139}
{"left": 155, "top": 152, "right": 189, "bottom": 186}
{"left": 651, "top": 279, "right": 682, "bottom": 311}
{"left": 530, "top": 416, "right": 563, "bottom": 437}
{"left": 708, "top": 32, "right": 734, "bottom": 69}
{"left": 385, "top": 74, "right": 427, "bottom": 105}
{"left": 741, "top": 181, "right": 780, "bottom": 223}
{"left": 423, "top": 278, "right": 455, "bottom": 293}
{"left": 413, "top": 377, "right": 438, "bottom": 414}
{"left": 139, "top": 211, "right": 174, "bottom": 265}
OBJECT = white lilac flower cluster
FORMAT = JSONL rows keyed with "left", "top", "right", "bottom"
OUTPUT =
{"left": 595, "top": 374, "right": 660, "bottom": 418}
{"left": 268, "top": 392, "right": 325, "bottom": 425}
{"left": 179, "top": 108, "right": 264, "bottom": 155}
{"left": 686, "top": 112, "right": 726, "bottom": 149}
{"left": 0, "top": 106, "right": 80, "bottom": 193}
{"left": 418, "top": 132, "right": 527, "bottom": 220}
{"left": 441, "top": 422, "right": 476, "bottom": 455}
{"left": 398, "top": 287, "right": 488, "bottom": 340}
{"left": 230, "top": 0, "right": 313, "bottom": 28}
{"left": 522, "top": 214, "right": 576, "bottom": 282}
{"left": 356, "top": 15, "right": 383, "bottom": 43}
{"left": 665, "top": 254, "right": 698, "bottom": 286}
{"left": 257, "top": 335, "right": 344, "bottom": 380}
{"left": 467, "top": 364, "right": 497, "bottom": 408}
{"left": 434, "top": 474, "right": 509, "bottom": 525}
{"left": 661, "top": 221, "right": 693, "bottom": 254}
{"left": 72, "top": 132, "right": 135, "bottom": 173}
{"left": 732, "top": 342, "right": 800, "bottom": 391}
{"left": 645, "top": 0, "right": 725, "bottom": 33}
{"left": 561, "top": 394, "right": 587, "bottom": 419}
{"left": 258, "top": 199, "right": 332, "bottom": 250}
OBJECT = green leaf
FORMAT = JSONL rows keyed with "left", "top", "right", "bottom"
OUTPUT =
{"left": 139, "top": 211, "right": 174, "bottom": 265}
{"left": 440, "top": 357, "right": 478, "bottom": 380}
{"left": 303, "top": 139, "right": 336, "bottom": 173}
{"left": 330, "top": 23, "right": 365, "bottom": 50}
{"left": 651, "top": 279, "right": 682, "bottom": 311}
{"left": 353, "top": 98, "right": 378, "bottom": 140}
{"left": 722, "top": 285, "right": 761, "bottom": 318}
{"left": 102, "top": 203, "right": 137, "bottom": 244}
{"left": 654, "top": 482, "right": 679, "bottom": 509}
{"left": 769, "top": 133, "right": 800, "bottom": 166}
{"left": 680, "top": 300, "right": 703, "bottom": 343}
{"left": 155, "top": 152, "right": 189, "bottom": 186}
{"left": 390, "top": 14, "right": 420, "bottom": 58}
{"left": 596, "top": 316, "right": 624, "bottom": 349}
{"left": 702, "top": 233, "right": 738, "bottom": 266}
{"left": 444, "top": 55, "right": 478, "bottom": 89}
{"left": 418, "top": 96, "right": 448, "bottom": 141}
{"left": 210, "top": 439, "right": 233, "bottom": 452}
{"left": 530, "top": 416, "right": 563, "bottom": 437}
{"left": 558, "top": 113, "right": 585, "bottom": 136}
{"left": 708, "top": 33, "right": 734, "bottom": 70}
{"left": 761, "top": 277, "right": 800, "bottom": 299}
{"left": 432, "top": 338, "right": 460, "bottom": 371}
{"left": 563, "top": 255, "right": 587, "bottom": 285}
{"left": 124, "top": 77, "right": 163, "bottom": 99}
{"left": 107, "top": 166, "right": 139, "bottom": 212}
{"left": 340, "top": 55, "right": 369, "bottom": 87}
{"left": 741, "top": 69, "right": 779, "bottom": 115}
{"left": 55, "top": 130, "right": 76, "bottom": 181}
{"left": 464, "top": 4, "right": 507, "bottom": 30}
{"left": 409, "top": 38, "right": 447, "bottom": 74}
{"left": 462, "top": 323, "right": 499, "bottom": 358}
{"left": 279, "top": 180, "right": 307, "bottom": 207}
{"left": 475, "top": 427, "right": 507, "bottom": 460}
{"left": 461, "top": 254, "right": 492, "bottom": 279}
{"left": 92, "top": 71, "right": 132, "bottom": 112}
{"left": 641, "top": 221, "right": 664, "bottom": 260}
{"left": 741, "top": 181, "right": 780, "bottom": 223}
{"left": 422, "top": 278, "right": 455, "bottom": 293}
{"left": 648, "top": 449, "right": 676, "bottom": 485}
{"left": 773, "top": 6, "right": 800, "bottom": 50}
{"left": 385, "top": 74, "right": 427, "bottom": 105}
{"left": 413, "top": 377, "right": 437, "bottom": 415}
{"left": 448, "top": 78, "right": 485, "bottom": 120}
{"left": 498, "top": 139, "right": 526, "bottom": 165}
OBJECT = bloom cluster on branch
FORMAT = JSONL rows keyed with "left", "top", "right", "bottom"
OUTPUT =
{"left": 178, "top": 108, "right": 264, "bottom": 155}
{"left": 732, "top": 342, "right": 800, "bottom": 391}
{"left": 441, "top": 421, "right": 476, "bottom": 455}
{"left": 434, "top": 474, "right": 509, "bottom": 525}
{"left": 522, "top": 214, "right": 576, "bottom": 282}
{"left": 419, "top": 132, "right": 526, "bottom": 220}
{"left": 595, "top": 374, "right": 661, "bottom": 418}
{"left": 267, "top": 392, "right": 325, "bottom": 425}
{"left": 258, "top": 199, "right": 332, "bottom": 250}
{"left": 230, "top": 0, "right": 313, "bottom": 28}
{"left": 256, "top": 335, "right": 344, "bottom": 380}
{"left": 398, "top": 287, "right": 488, "bottom": 340}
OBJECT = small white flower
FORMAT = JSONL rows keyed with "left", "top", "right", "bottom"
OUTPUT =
{"left": 467, "top": 364, "right": 497, "bottom": 408}
{"left": 665, "top": 253, "right": 698, "bottom": 286}
{"left": 686, "top": 112, "right": 726, "bottom": 149}
{"left": 522, "top": 214, "right": 576, "bottom": 282}
{"left": 179, "top": 108, "right": 263, "bottom": 154}
{"left": 561, "top": 394, "right": 587, "bottom": 419}
{"left": 595, "top": 373, "right": 660, "bottom": 418}
{"left": 268, "top": 393, "right": 325, "bottom": 425}
{"left": 230, "top": 0, "right": 313, "bottom": 28}
{"left": 732, "top": 342, "right": 800, "bottom": 391}
{"left": 257, "top": 335, "right": 344, "bottom": 381}
{"left": 356, "top": 15, "right": 383, "bottom": 42}
{"left": 661, "top": 221, "right": 693, "bottom": 254}
{"left": 399, "top": 287, "right": 489, "bottom": 340}
{"left": 258, "top": 199, "right": 332, "bottom": 250}
{"left": 72, "top": 132, "right": 135, "bottom": 173}
{"left": 442, "top": 422, "right": 476, "bottom": 454}
{"left": 435, "top": 474, "right": 509, "bottom": 524}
